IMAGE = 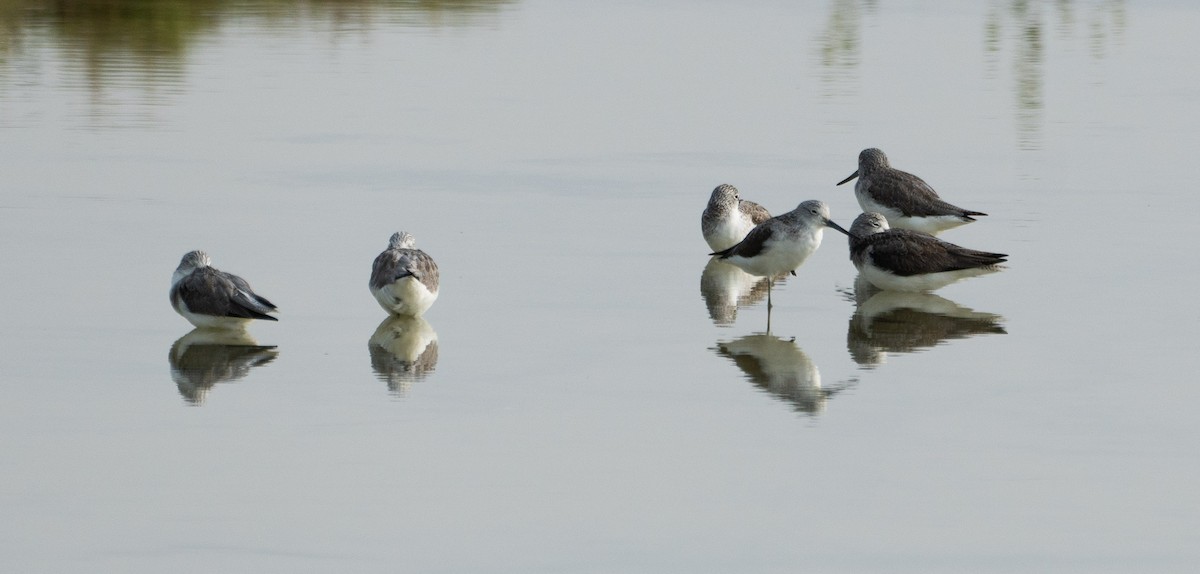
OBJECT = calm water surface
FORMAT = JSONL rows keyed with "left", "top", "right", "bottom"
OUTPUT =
{"left": 2, "top": 1, "right": 1198, "bottom": 572}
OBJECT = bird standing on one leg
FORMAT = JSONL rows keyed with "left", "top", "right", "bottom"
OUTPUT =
{"left": 711, "top": 200, "right": 850, "bottom": 309}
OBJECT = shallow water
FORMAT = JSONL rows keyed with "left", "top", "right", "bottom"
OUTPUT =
{"left": 2, "top": 1, "right": 1198, "bottom": 572}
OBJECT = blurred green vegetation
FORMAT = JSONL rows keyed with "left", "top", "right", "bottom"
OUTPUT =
{"left": 0, "top": 0, "right": 513, "bottom": 80}
{"left": 812, "top": 0, "right": 1125, "bottom": 149}
{"left": 984, "top": 0, "right": 1126, "bottom": 149}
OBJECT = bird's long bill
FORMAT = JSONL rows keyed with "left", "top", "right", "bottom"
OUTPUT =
{"left": 836, "top": 171, "right": 859, "bottom": 186}
{"left": 825, "top": 218, "right": 851, "bottom": 236}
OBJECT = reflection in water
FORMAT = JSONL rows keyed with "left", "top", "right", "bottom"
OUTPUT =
{"left": 813, "top": 1, "right": 1125, "bottom": 149}
{"left": 699, "top": 257, "right": 785, "bottom": 327}
{"left": 984, "top": 0, "right": 1126, "bottom": 149}
{"left": 0, "top": 0, "right": 516, "bottom": 123}
{"left": 168, "top": 328, "right": 278, "bottom": 405}
{"left": 816, "top": 0, "right": 875, "bottom": 98}
{"left": 714, "top": 333, "right": 853, "bottom": 415}
{"left": 845, "top": 275, "right": 1005, "bottom": 368}
{"left": 368, "top": 315, "right": 438, "bottom": 396}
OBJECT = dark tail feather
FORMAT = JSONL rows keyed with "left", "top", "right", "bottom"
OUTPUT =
{"left": 962, "top": 210, "right": 988, "bottom": 221}
{"left": 709, "top": 246, "right": 734, "bottom": 258}
{"left": 966, "top": 250, "right": 1008, "bottom": 267}
{"left": 251, "top": 294, "right": 278, "bottom": 311}
{"left": 224, "top": 305, "right": 278, "bottom": 321}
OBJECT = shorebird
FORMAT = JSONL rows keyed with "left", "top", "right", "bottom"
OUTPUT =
{"left": 370, "top": 231, "right": 440, "bottom": 317}
{"left": 711, "top": 200, "right": 849, "bottom": 308}
{"left": 701, "top": 183, "right": 772, "bottom": 251}
{"left": 837, "top": 148, "right": 986, "bottom": 234}
{"left": 170, "top": 250, "right": 278, "bottom": 329}
{"left": 847, "top": 212, "right": 1007, "bottom": 292}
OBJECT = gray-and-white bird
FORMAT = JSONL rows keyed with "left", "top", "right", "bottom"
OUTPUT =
{"left": 370, "top": 231, "right": 440, "bottom": 317}
{"left": 170, "top": 250, "right": 278, "bottom": 329}
{"left": 837, "top": 148, "right": 986, "bottom": 234}
{"left": 711, "top": 200, "right": 849, "bottom": 307}
{"left": 847, "top": 212, "right": 1007, "bottom": 292}
{"left": 701, "top": 183, "right": 772, "bottom": 252}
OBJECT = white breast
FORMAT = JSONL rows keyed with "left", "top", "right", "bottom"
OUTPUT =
{"left": 705, "top": 210, "right": 758, "bottom": 252}
{"left": 861, "top": 263, "right": 997, "bottom": 293}
{"left": 373, "top": 276, "right": 439, "bottom": 317}
{"left": 174, "top": 299, "right": 253, "bottom": 330}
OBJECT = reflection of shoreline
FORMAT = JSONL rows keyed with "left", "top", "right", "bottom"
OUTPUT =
{"left": 168, "top": 328, "right": 278, "bottom": 405}
{"left": 714, "top": 333, "right": 851, "bottom": 415}
{"left": 699, "top": 257, "right": 785, "bottom": 327}
{"left": 816, "top": 0, "right": 871, "bottom": 99}
{"left": 983, "top": 0, "right": 1127, "bottom": 149}
{"left": 368, "top": 315, "right": 439, "bottom": 396}
{"left": 847, "top": 275, "right": 1005, "bottom": 368}
{"left": 812, "top": 0, "right": 1126, "bottom": 148}
{"left": 0, "top": 0, "right": 517, "bottom": 110}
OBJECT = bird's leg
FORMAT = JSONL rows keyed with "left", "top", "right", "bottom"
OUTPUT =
{"left": 766, "top": 300, "right": 772, "bottom": 333}
{"left": 766, "top": 278, "right": 773, "bottom": 310}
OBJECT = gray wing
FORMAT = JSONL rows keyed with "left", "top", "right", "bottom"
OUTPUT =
{"left": 863, "top": 230, "right": 1007, "bottom": 276}
{"left": 371, "top": 249, "right": 440, "bottom": 292}
{"left": 174, "top": 267, "right": 278, "bottom": 320}
{"left": 226, "top": 273, "right": 277, "bottom": 312}
{"left": 739, "top": 199, "right": 772, "bottom": 225}
{"left": 867, "top": 169, "right": 987, "bottom": 219}
{"left": 848, "top": 233, "right": 868, "bottom": 269}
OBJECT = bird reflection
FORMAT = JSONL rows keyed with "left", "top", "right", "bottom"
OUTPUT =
{"left": 168, "top": 328, "right": 278, "bottom": 405}
{"left": 700, "top": 257, "right": 785, "bottom": 326}
{"left": 845, "top": 275, "right": 1006, "bottom": 368}
{"left": 368, "top": 315, "right": 439, "bottom": 396}
{"left": 714, "top": 333, "right": 852, "bottom": 415}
